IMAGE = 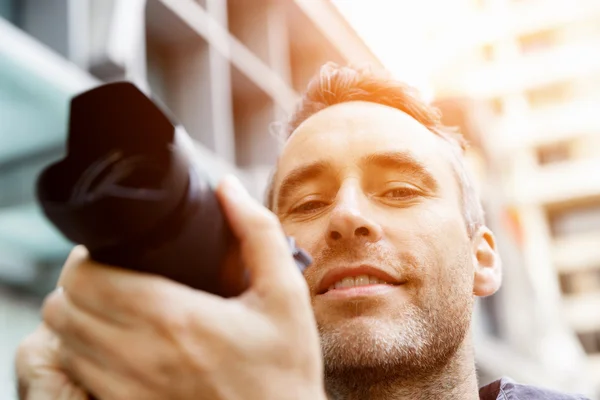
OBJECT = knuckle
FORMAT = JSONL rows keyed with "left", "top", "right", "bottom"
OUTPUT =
{"left": 143, "top": 286, "right": 189, "bottom": 333}
{"left": 15, "top": 331, "right": 39, "bottom": 368}
{"left": 59, "top": 347, "right": 75, "bottom": 369}
{"left": 126, "top": 277, "right": 169, "bottom": 315}
{"left": 17, "top": 325, "right": 57, "bottom": 358}
{"left": 133, "top": 284, "right": 157, "bottom": 308}
{"left": 60, "top": 351, "right": 92, "bottom": 391}
{"left": 159, "top": 309, "right": 188, "bottom": 334}
{"left": 187, "top": 344, "right": 222, "bottom": 379}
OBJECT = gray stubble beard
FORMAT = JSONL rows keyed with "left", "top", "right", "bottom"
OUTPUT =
{"left": 320, "top": 295, "right": 472, "bottom": 398}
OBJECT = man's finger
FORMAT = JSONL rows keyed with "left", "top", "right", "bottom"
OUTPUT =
{"left": 59, "top": 347, "right": 131, "bottom": 400}
{"left": 216, "top": 175, "right": 308, "bottom": 305}
{"left": 42, "top": 288, "right": 122, "bottom": 369}
{"left": 58, "top": 246, "right": 226, "bottom": 326}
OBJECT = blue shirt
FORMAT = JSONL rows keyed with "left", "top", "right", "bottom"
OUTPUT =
{"left": 479, "top": 377, "right": 591, "bottom": 399}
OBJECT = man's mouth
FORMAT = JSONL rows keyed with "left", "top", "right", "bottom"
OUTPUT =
{"left": 316, "top": 265, "right": 405, "bottom": 295}
{"left": 326, "top": 275, "right": 391, "bottom": 292}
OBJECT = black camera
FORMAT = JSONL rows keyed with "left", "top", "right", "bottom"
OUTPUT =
{"left": 36, "top": 82, "right": 310, "bottom": 297}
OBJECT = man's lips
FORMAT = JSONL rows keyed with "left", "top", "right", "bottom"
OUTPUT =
{"left": 316, "top": 265, "right": 406, "bottom": 295}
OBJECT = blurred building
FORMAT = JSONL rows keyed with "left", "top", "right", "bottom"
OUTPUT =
{"left": 425, "top": 0, "right": 600, "bottom": 395}
{"left": 0, "top": 1, "right": 379, "bottom": 398}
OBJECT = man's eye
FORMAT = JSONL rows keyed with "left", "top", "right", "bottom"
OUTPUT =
{"left": 291, "top": 200, "right": 327, "bottom": 214}
{"left": 382, "top": 187, "right": 420, "bottom": 199}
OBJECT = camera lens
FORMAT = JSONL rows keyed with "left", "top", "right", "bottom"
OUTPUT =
{"left": 37, "top": 82, "right": 231, "bottom": 295}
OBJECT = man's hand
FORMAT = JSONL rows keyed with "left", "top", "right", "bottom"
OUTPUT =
{"left": 15, "top": 324, "right": 88, "bottom": 400}
{"left": 40, "top": 176, "right": 325, "bottom": 400}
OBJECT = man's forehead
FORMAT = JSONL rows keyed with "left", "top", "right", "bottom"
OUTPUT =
{"left": 278, "top": 101, "right": 444, "bottom": 175}
{"left": 288, "top": 101, "right": 431, "bottom": 139}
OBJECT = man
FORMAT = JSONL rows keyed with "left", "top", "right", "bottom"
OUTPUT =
{"left": 15, "top": 63, "right": 588, "bottom": 399}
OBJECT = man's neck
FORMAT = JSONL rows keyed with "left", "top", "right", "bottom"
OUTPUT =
{"left": 325, "top": 340, "right": 480, "bottom": 400}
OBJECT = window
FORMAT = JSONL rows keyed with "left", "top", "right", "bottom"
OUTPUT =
{"left": 526, "top": 81, "right": 573, "bottom": 108}
{"left": 577, "top": 330, "right": 600, "bottom": 354}
{"left": 0, "top": 0, "right": 18, "bottom": 22}
{"left": 559, "top": 269, "right": 600, "bottom": 295}
{"left": 549, "top": 202, "right": 600, "bottom": 238}
{"left": 518, "top": 29, "right": 558, "bottom": 54}
{"left": 9, "top": 0, "right": 71, "bottom": 58}
{"left": 536, "top": 141, "right": 571, "bottom": 165}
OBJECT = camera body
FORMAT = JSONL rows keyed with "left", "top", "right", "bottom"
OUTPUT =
{"left": 37, "top": 82, "right": 310, "bottom": 297}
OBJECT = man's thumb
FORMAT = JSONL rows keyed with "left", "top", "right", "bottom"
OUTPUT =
{"left": 216, "top": 175, "right": 307, "bottom": 302}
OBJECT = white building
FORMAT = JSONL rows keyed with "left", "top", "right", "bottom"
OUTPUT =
{"left": 426, "top": 0, "right": 600, "bottom": 395}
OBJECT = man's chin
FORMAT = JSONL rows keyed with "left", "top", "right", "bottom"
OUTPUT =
{"left": 318, "top": 304, "right": 471, "bottom": 386}
{"left": 313, "top": 290, "right": 413, "bottom": 325}
{"left": 318, "top": 309, "right": 428, "bottom": 371}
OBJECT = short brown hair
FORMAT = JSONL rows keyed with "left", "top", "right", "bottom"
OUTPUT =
{"left": 267, "top": 63, "right": 484, "bottom": 236}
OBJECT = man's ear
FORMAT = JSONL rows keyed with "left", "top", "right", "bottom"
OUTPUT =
{"left": 471, "top": 226, "right": 502, "bottom": 297}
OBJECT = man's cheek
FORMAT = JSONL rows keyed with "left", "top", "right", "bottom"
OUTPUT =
{"left": 381, "top": 209, "right": 444, "bottom": 245}
{"left": 406, "top": 210, "right": 467, "bottom": 260}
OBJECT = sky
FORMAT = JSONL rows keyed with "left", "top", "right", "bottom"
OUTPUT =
{"left": 332, "top": 0, "right": 477, "bottom": 100}
{"left": 332, "top": 0, "right": 441, "bottom": 96}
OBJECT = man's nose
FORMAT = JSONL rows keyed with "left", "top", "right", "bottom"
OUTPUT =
{"left": 326, "top": 186, "right": 383, "bottom": 246}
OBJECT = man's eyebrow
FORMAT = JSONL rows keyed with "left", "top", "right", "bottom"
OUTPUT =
{"left": 276, "top": 161, "right": 331, "bottom": 210}
{"left": 361, "top": 151, "right": 439, "bottom": 191}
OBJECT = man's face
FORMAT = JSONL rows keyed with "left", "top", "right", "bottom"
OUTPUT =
{"left": 273, "top": 101, "right": 477, "bottom": 379}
